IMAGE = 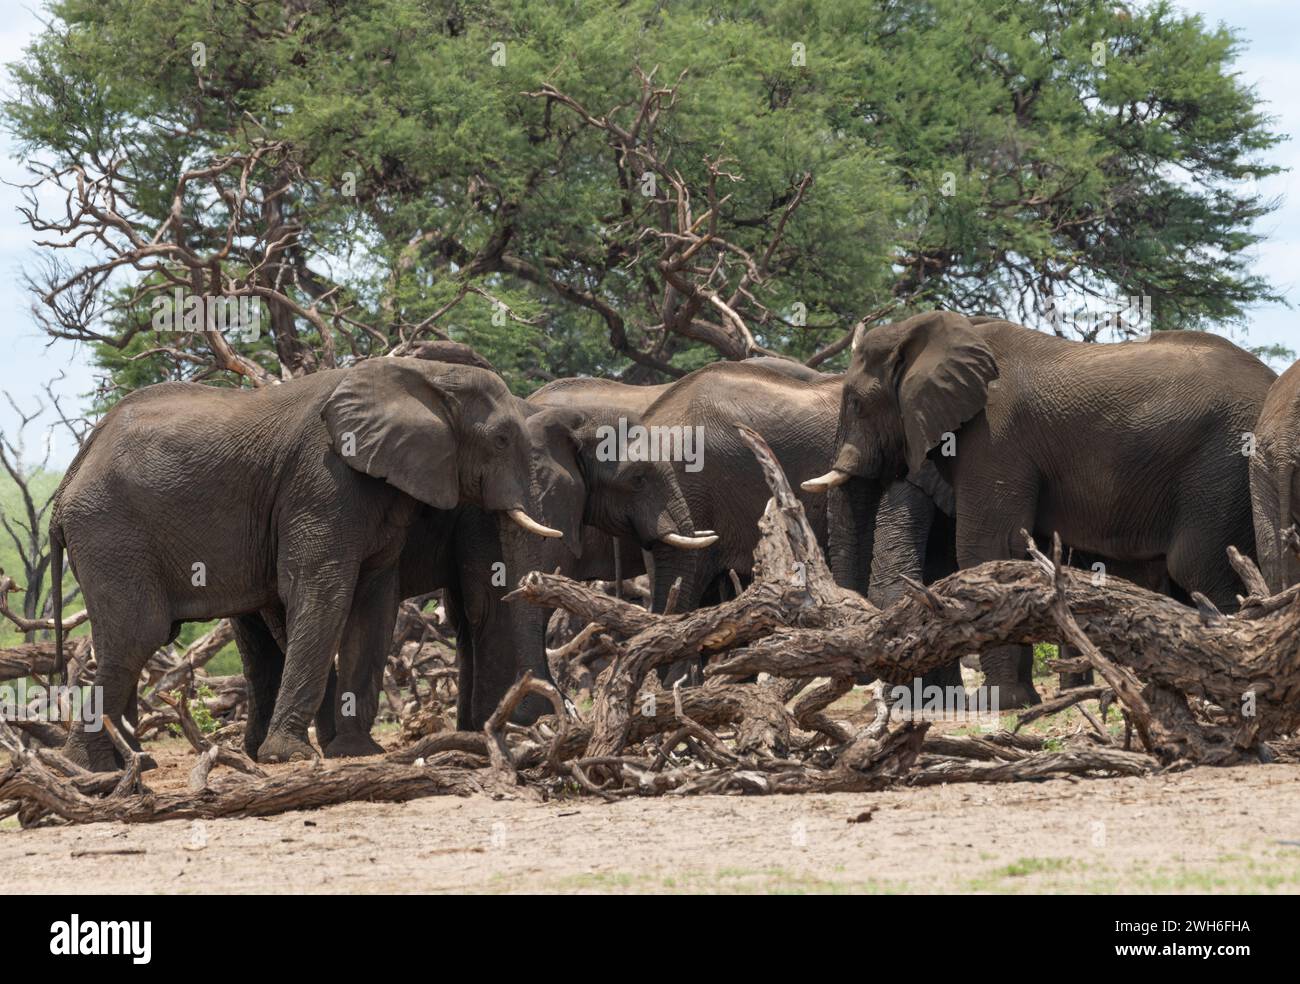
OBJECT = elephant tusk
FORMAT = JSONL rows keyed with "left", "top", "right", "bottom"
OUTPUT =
{"left": 663, "top": 532, "right": 719, "bottom": 550}
{"left": 801, "top": 469, "right": 851, "bottom": 492}
{"left": 507, "top": 509, "right": 564, "bottom": 538}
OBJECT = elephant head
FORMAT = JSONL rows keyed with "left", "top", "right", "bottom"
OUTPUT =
{"left": 322, "top": 358, "right": 562, "bottom": 537}
{"left": 572, "top": 409, "right": 716, "bottom": 609}
{"left": 803, "top": 310, "right": 999, "bottom": 491}
{"left": 447, "top": 403, "right": 591, "bottom": 729}
{"left": 808, "top": 311, "right": 996, "bottom": 703}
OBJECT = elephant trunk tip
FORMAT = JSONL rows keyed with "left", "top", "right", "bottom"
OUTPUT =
{"left": 801, "top": 469, "right": 851, "bottom": 492}
{"left": 507, "top": 508, "right": 563, "bottom": 538}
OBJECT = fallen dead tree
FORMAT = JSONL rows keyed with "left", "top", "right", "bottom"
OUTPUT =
{"left": 3, "top": 426, "right": 1297, "bottom": 824}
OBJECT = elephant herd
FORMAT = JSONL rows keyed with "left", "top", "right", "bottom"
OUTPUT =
{"left": 50, "top": 310, "right": 1300, "bottom": 771}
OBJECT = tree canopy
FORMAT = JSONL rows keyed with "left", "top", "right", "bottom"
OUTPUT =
{"left": 4, "top": 0, "right": 1285, "bottom": 400}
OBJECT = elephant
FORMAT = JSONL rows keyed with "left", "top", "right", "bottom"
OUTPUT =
{"left": 1249, "top": 359, "right": 1300, "bottom": 591}
{"left": 315, "top": 379, "right": 716, "bottom": 743}
{"left": 264, "top": 404, "right": 586, "bottom": 757}
{"left": 527, "top": 356, "right": 841, "bottom": 609}
{"left": 632, "top": 361, "right": 843, "bottom": 608}
{"left": 527, "top": 376, "right": 696, "bottom": 610}
{"left": 50, "top": 359, "right": 564, "bottom": 769}
{"left": 529, "top": 375, "right": 668, "bottom": 417}
{"left": 803, "top": 310, "right": 1275, "bottom": 706}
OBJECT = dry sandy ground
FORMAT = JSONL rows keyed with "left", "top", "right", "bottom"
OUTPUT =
{"left": 5, "top": 749, "right": 1300, "bottom": 894}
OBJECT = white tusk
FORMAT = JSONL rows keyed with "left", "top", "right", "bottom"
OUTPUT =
{"left": 663, "top": 532, "right": 719, "bottom": 550}
{"left": 801, "top": 469, "right": 851, "bottom": 492}
{"left": 508, "top": 509, "right": 564, "bottom": 538}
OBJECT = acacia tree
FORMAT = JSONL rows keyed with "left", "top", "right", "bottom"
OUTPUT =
{"left": 3, "top": 0, "right": 1283, "bottom": 398}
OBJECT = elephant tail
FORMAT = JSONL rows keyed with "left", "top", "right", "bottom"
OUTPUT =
{"left": 1253, "top": 445, "right": 1297, "bottom": 592}
{"left": 1279, "top": 456, "right": 1297, "bottom": 590}
{"left": 50, "top": 521, "right": 66, "bottom": 686}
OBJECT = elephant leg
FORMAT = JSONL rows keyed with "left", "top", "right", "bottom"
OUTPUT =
{"left": 258, "top": 563, "right": 358, "bottom": 763}
{"left": 439, "top": 577, "right": 475, "bottom": 730}
{"left": 315, "top": 664, "right": 339, "bottom": 751}
{"left": 1167, "top": 527, "right": 1247, "bottom": 613}
{"left": 64, "top": 601, "right": 172, "bottom": 772}
{"left": 869, "top": 480, "right": 966, "bottom": 708}
{"left": 230, "top": 612, "right": 285, "bottom": 759}
{"left": 956, "top": 483, "right": 1041, "bottom": 708}
{"left": 980, "top": 646, "right": 1039, "bottom": 709}
{"left": 326, "top": 567, "right": 399, "bottom": 758}
{"left": 1058, "top": 653, "right": 1094, "bottom": 691}
{"left": 455, "top": 630, "right": 476, "bottom": 731}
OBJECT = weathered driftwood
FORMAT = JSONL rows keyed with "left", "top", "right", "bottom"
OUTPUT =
{"left": 148, "top": 619, "right": 235, "bottom": 693}
{"left": 0, "top": 717, "right": 490, "bottom": 824}
{"left": 909, "top": 744, "right": 1155, "bottom": 785}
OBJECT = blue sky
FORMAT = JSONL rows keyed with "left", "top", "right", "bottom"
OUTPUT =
{"left": 0, "top": 0, "right": 1295, "bottom": 467}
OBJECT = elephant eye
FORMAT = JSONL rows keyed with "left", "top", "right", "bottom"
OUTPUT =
{"left": 632, "top": 474, "right": 647, "bottom": 491}
{"left": 849, "top": 396, "right": 865, "bottom": 418}
{"left": 493, "top": 432, "right": 510, "bottom": 451}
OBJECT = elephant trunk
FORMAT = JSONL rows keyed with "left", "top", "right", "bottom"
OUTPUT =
{"left": 649, "top": 491, "right": 701, "bottom": 613}
{"left": 866, "top": 480, "right": 935, "bottom": 608}
{"left": 459, "top": 517, "right": 560, "bottom": 730}
{"left": 827, "top": 476, "right": 881, "bottom": 594}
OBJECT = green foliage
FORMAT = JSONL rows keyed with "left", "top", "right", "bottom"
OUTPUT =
{"left": 1033, "top": 642, "right": 1059, "bottom": 676}
{"left": 3, "top": 0, "right": 1283, "bottom": 395}
{"left": 166, "top": 685, "right": 219, "bottom": 737}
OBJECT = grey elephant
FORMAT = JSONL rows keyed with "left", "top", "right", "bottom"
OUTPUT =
{"left": 527, "top": 375, "right": 697, "bottom": 612}
{"left": 317, "top": 383, "right": 716, "bottom": 744}
{"left": 527, "top": 356, "right": 839, "bottom": 609}
{"left": 1249, "top": 359, "right": 1300, "bottom": 591}
{"left": 51, "top": 359, "right": 564, "bottom": 769}
{"left": 631, "top": 361, "right": 842, "bottom": 608}
{"left": 247, "top": 405, "right": 582, "bottom": 758}
{"left": 804, "top": 311, "right": 1274, "bottom": 704}
{"left": 322, "top": 392, "right": 712, "bottom": 743}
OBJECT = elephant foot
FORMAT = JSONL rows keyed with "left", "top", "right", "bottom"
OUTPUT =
{"left": 1059, "top": 669, "right": 1095, "bottom": 691}
{"left": 256, "top": 732, "right": 319, "bottom": 764}
{"left": 511, "top": 691, "right": 555, "bottom": 726}
{"left": 323, "top": 732, "right": 385, "bottom": 759}
{"left": 658, "top": 658, "right": 703, "bottom": 688}
{"left": 982, "top": 681, "right": 1041, "bottom": 710}
{"left": 63, "top": 733, "right": 119, "bottom": 773}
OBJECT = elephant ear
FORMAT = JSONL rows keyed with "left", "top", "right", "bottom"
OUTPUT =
{"left": 909, "top": 459, "right": 955, "bottom": 518}
{"left": 893, "top": 311, "right": 999, "bottom": 477}
{"left": 525, "top": 405, "right": 588, "bottom": 558}
{"left": 322, "top": 359, "right": 459, "bottom": 509}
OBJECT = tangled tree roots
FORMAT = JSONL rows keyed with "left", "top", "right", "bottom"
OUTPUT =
{"left": 4, "top": 427, "right": 1298, "bottom": 824}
